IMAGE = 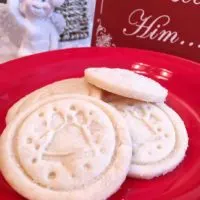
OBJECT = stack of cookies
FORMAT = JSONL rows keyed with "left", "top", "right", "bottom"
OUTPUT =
{"left": 0, "top": 68, "right": 188, "bottom": 200}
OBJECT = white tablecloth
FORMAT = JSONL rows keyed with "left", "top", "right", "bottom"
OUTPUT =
{"left": 0, "top": 1, "right": 96, "bottom": 64}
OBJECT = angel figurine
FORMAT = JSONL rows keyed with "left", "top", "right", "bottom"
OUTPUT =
{"left": 8, "top": 0, "right": 66, "bottom": 58}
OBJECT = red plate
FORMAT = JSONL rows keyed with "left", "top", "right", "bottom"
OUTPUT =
{"left": 0, "top": 48, "right": 200, "bottom": 200}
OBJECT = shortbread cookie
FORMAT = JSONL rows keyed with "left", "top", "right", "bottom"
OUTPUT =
{"left": 0, "top": 95, "right": 132, "bottom": 200}
{"left": 85, "top": 68, "right": 168, "bottom": 103}
{"left": 6, "top": 78, "right": 102, "bottom": 123}
{"left": 111, "top": 99, "right": 188, "bottom": 179}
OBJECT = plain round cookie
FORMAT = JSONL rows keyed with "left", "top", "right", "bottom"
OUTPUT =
{"left": 85, "top": 68, "right": 168, "bottom": 103}
{"left": 0, "top": 94, "right": 132, "bottom": 200}
{"left": 110, "top": 99, "right": 188, "bottom": 179}
{"left": 6, "top": 78, "right": 102, "bottom": 124}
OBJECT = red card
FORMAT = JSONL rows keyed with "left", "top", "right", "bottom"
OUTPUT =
{"left": 92, "top": 0, "right": 200, "bottom": 62}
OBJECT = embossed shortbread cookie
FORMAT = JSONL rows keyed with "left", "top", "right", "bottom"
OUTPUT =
{"left": 0, "top": 95, "right": 132, "bottom": 200}
{"left": 111, "top": 99, "right": 188, "bottom": 179}
{"left": 6, "top": 78, "right": 102, "bottom": 123}
{"left": 85, "top": 68, "right": 168, "bottom": 103}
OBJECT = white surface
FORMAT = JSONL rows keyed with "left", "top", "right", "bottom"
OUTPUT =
{"left": 0, "top": 1, "right": 96, "bottom": 64}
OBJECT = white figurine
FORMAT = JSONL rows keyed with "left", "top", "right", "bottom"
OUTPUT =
{"left": 8, "top": 0, "right": 65, "bottom": 58}
{"left": 50, "top": 12, "right": 66, "bottom": 35}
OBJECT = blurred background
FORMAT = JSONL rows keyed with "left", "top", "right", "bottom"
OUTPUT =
{"left": 0, "top": 0, "right": 96, "bottom": 63}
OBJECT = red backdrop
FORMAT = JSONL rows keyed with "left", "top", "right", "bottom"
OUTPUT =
{"left": 92, "top": 0, "right": 200, "bottom": 62}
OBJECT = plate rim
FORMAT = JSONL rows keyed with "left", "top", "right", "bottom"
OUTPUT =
{"left": 1, "top": 47, "right": 200, "bottom": 68}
